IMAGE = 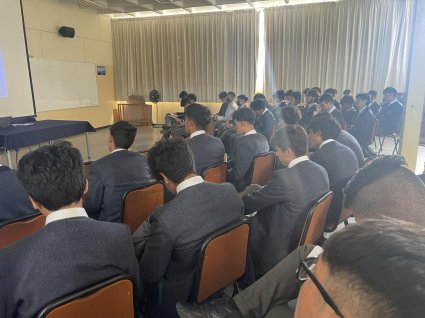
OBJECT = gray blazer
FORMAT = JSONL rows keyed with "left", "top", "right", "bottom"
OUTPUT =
{"left": 187, "top": 133, "right": 225, "bottom": 174}
{"left": 243, "top": 160, "right": 330, "bottom": 277}
{"left": 337, "top": 130, "right": 365, "bottom": 167}
{"left": 0, "top": 217, "right": 139, "bottom": 317}
{"left": 84, "top": 150, "right": 153, "bottom": 222}
{"left": 133, "top": 181, "right": 244, "bottom": 317}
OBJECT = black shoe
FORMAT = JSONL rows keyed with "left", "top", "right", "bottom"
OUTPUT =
{"left": 176, "top": 296, "right": 243, "bottom": 318}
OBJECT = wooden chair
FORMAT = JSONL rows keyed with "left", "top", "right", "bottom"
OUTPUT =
{"left": 83, "top": 161, "right": 91, "bottom": 178}
{"left": 338, "top": 207, "right": 353, "bottom": 226}
{"left": 202, "top": 162, "right": 227, "bottom": 183}
{"left": 122, "top": 182, "right": 164, "bottom": 234}
{"left": 250, "top": 152, "right": 275, "bottom": 186}
{"left": 37, "top": 274, "right": 137, "bottom": 318}
{"left": 193, "top": 217, "right": 250, "bottom": 304}
{"left": 298, "top": 192, "right": 333, "bottom": 246}
{"left": 0, "top": 213, "right": 45, "bottom": 248}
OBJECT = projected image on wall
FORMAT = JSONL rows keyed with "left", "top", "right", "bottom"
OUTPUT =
{"left": 0, "top": 48, "right": 7, "bottom": 98}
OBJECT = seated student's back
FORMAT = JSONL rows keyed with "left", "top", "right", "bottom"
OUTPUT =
{"left": 0, "top": 142, "right": 138, "bottom": 318}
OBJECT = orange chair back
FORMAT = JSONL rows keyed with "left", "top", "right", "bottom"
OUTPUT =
{"left": 298, "top": 192, "right": 333, "bottom": 246}
{"left": 206, "top": 122, "right": 215, "bottom": 136}
{"left": 37, "top": 275, "right": 136, "bottom": 318}
{"left": 83, "top": 162, "right": 91, "bottom": 178}
{"left": 195, "top": 218, "right": 250, "bottom": 303}
{"left": 202, "top": 162, "right": 227, "bottom": 183}
{"left": 250, "top": 152, "right": 275, "bottom": 186}
{"left": 338, "top": 207, "right": 353, "bottom": 224}
{"left": 0, "top": 213, "right": 45, "bottom": 248}
{"left": 123, "top": 182, "right": 164, "bottom": 234}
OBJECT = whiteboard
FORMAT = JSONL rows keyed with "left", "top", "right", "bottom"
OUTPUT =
{"left": 30, "top": 58, "right": 98, "bottom": 112}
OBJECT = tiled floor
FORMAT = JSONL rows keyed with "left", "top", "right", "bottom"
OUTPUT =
{"left": 2, "top": 126, "right": 424, "bottom": 173}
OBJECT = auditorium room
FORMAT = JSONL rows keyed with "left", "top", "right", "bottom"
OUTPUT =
{"left": 0, "top": 0, "right": 424, "bottom": 317}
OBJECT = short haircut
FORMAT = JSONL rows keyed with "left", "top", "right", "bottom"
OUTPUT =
{"left": 311, "top": 86, "right": 321, "bottom": 94}
{"left": 306, "top": 89, "right": 319, "bottom": 98}
{"left": 292, "top": 91, "right": 302, "bottom": 103}
{"left": 179, "top": 90, "right": 189, "bottom": 99}
{"left": 232, "top": 107, "right": 256, "bottom": 124}
{"left": 219, "top": 91, "right": 228, "bottom": 99}
{"left": 237, "top": 94, "right": 248, "bottom": 102}
{"left": 280, "top": 106, "right": 301, "bottom": 125}
{"left": 344, "top": 155, "right": 425, "bottom": 226}
{"left": 368, "top": 90, "right": 378, "bottom": 97}
{"left": 319, "top": 93, "right": 334, "bottom": 104}
{"left": 340, "top": 95, "right": 354, "bottom": 105}
{"left": 110, "top": 121, "right": 137, "bottom": 149}
{"left": 383, "top": 86, "right": 397, "bottom": 95}
{"left": 343, "top": 89, "right": 352, "bottom": 95}
{"left": 17, "top": 141, "right": 86, "bottom": 211}
{"left": 147, "top": 138, "right": 195, "bottom": 184}
{"left": 324, "top": 88, "right": 338, "bottom": 96}
{"left": 188, "top": 93, "right": 197, "bottom": 102}
{"left": 272, "top": 90, "right": 285, "bottom": 100}
{"left": 272, "top": 125, "right": 308, "bottom": 156}
{"left": 302, "top": 88, "right": 310, "bottom": 95}
{"left": 185, "top": 103, "right": 211, "bottom": 130}
{"left": 285, "top": 89, "right": 294, "bottom": 97}
{"left": 356, "top": 93, "right": 371, "bottom": 104}
{"left": 253, "top": 93, "right": 267, "bottom": 101}
{"left": 322, "top": 219, "right": 425, "bottom": 318}
{"left": 250, "top": 99, "right": 267, "bottom": 111}
{"left": 180, "top": 96, "right": 192, "bottom": 107}
{"left": 228, "top": 91, "right": 236, "bottom": 98}
{"left": 308, "top": 115, "right": 341, "bottom": 140}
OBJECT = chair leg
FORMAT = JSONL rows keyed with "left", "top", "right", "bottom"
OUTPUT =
{"left": 377, "top": 135, "right": 385, "bottom": 155}
{"left": 344, "top": 220, "right": 349, "bottom": 226}
{"left": 392, "top": 135, "right": 400, "bottom": 155}
{"left": 232, "top": 282, "right": 241, "bottom": 296}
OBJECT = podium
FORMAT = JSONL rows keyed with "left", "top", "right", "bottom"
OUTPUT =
{"left": 114, "top": 96, "right": 152, "bottom": 126}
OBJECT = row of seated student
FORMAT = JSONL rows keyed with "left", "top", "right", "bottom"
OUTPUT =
{"left": 1, "top": 140, "right": 425, "bottom": 318}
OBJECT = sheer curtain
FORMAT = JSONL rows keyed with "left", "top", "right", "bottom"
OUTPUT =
{"left": 112, "top": 11, "right": 258, "bottom": 102}
{"left": 263, "top": 0, "right": 416, "bottom": 97}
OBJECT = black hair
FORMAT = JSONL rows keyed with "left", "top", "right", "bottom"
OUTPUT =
{"left": 356, "top": 93, "right": 371, "bottom": 104}
{"left": 185, "top": 103, "right": 211, "bottom": 130}
{"left": 218, "top": 91, "right": 228, "bottom": 99}
{"left": 237, "top": 94, "right": 248, "bottom": 102}
{"left": 302, "top": 88, "right": 310, "bottom": 95}
{"left": 383, "top": 87, "right": 397, "bottom": 95}
{"left": 228, "top": 92, "right": 236, "bottom": 98}
{"left": 179, "top": 90, "right": 189, "bottom": 99}
{"left": 292, "top": 91, "right": 302, "bottom": 103}
{"left": 343, "top": 89, "right": 352, "bottom": 95}
{"left": 306, "top": 89, "right": 320, "bottom": 99}
{"left": 311, "top": 87, "right": 322, "bottom": 94}
{"left": 110, "top": 121, "right": 137, "bottom": 149}
{"left": 324, "top": 88, "right": 338, "bottom": 96}
{"left": 280, "top": 106, "right": 302, "bottom": 125}
{"left": 17, "top": 141, "right": 86, "bottom": 211}
{"left": 272, "top": 90, "right": 285, "bottom": 101}
{"left": 180, "top": 97, "right": 192, "bottom": 107}
{"left": 232, "top": 107, "right": 256, "bottom": 124}
{"left": 271, "top": 125, "right": 308, "bottom": 156}
{"left": 147, "top": 138, "right": 195, "bottom": 184}
{"left": 322, "top": 219, "right": 425, "bottom": 318}
{"left": 253, "top": 93, "right": 267, "bottom": 101}
{"left": 340, "top": 95, "right": 354, "bottom": 106}
{"left": 319, "top": 93, "right": 334, "bottom": 104}
{"left": 188, "top": 93, "right": 197, "bottom": 103}
{"left": 250, "top": 99, "right": 267, "bottom": 111}
{"left": 308, "top": 115, "right": 341, "bottom": 140}
{"left": 368, "top": 90, "right": 378, "bottom": 97}
{"left": 285, "top": 89, "right": 294, "bottom": 97}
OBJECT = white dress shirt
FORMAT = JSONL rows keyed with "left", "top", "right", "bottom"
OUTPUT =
{"left": 288, "top": 155, "right": 309, "bottom": 168}
{"left": 190, "top": 130, "right": 206, "bottom": 139}
{"left": 218, "top": 101, "right": 238, "bottom": 122}
{"left": 45, "top": 207, "right": 88, "bottom": 225}
{"left": 319, "top": 139, "right": 335, "bottom": 149}
{"left": 327, "top": 106, "right": 336, "bottom": 114}
{"left": 244, "top": 129, "right": 257, "bottom": 136}
{"left": 111, "top": 148, "right": 126, "bottom": 153}
{"left": 176, "top": 175, "right": 204, "bottom": 194}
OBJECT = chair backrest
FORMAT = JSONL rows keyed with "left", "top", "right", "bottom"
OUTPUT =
{"left": 194, "top": 217, "right": 250, "bottom": 304}
{"left": 0, "top": 213, "right": 45, "bottom": 248}
{"left": 338, "top": 207, "right": 353, "bottom": 224}
{"left": 122, "top": 182, "right": 164, "bottom": 234}
{"left": 250, "top": 152, "right": 275, "bottom": 186}
{"left": 206, "top": 122, "right": 215, "bottom": 136}
{"left": 37, "top": 274, "right": 137, "bottom": 318}
{"left": 83, "top": 162, "right": 92, "bottom": 178}
{"left": 202, "top": 162, "right": 227, "bottom": 183}
{"left": 369, "top": 119, "right": 379, "bottom": 144}
{"left": 298, "top": 192, "right": 333, "bottom": 246}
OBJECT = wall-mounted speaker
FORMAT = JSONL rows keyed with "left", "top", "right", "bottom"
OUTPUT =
{"left": 58, "top": 26, "right": 75, "bottom": 38}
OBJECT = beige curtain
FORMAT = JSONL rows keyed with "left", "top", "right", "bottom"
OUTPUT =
{"left": 112, "top": 11, "right": 258, "bottom": 102}
{"left": 263, "top": 0, "right": 416, "bottom": 98}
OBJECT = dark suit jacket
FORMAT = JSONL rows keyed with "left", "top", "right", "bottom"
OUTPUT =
{"left": 0, "top": 217, "right": 139, "bottom": 317}
{"left": 377, "top": 100, "right": 404, "bottom": 135}
{"left": 255, "top": 109, "right": 275, "bottom": 141}
{"left": 337, "top": 130, "right": 365, "bottom": 167}
{"left": 133, "top": 181, "right": 244, "bottom": 317}
{"left": 301, "top": 103, "right": 317, "bottom": 128}
{"left": 331, "top": 108, "right": 345, "bottom": 128}
{"left": 369, "top": 101, "right": 381, "bottom": 115}
{"left": 227, "top": 133, "right": 270, "bottom": 191}
{"left": 343, "top": 108, "right": 357, "bottom": 129}
{"left": 243, "top": 160, "right": 329, "bottom": 276}
{"left": 217, "top": 102, "right": 228, "bottom": 117}
{"left": 84, "top": 150, "right": 153, "bottom": 222}
{"left": 0, "top": 166, "right": 38, "bottom": 224}
{"left": 310, "top": 140, "right": 358, "bottom": 189}
{"left": 348, "top": 107, "right": 376, "bottom": 147}
{"left": 187, "top": 133, "right": 225, "bottom": 174}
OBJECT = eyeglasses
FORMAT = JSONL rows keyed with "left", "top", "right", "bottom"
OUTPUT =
{"left": 297, "top": 258, "right": 345, "bottom": 318}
